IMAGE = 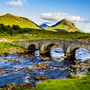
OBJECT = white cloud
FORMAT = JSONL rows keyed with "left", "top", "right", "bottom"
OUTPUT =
{"left": 7, "top": 0, "right": 24, "bottom": 7}
{"left": 41, "top": 12, "right": 90, "bottom": 33}
{"left": 41, "top": 12, "right": 86, "bottom": 23}
{"left": 76, "top": 23, "right": 90, "bottom": 33}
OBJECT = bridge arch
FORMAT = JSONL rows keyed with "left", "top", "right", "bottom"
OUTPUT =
{"left": 27, "top": 44, "right": 39, "bottom": 52}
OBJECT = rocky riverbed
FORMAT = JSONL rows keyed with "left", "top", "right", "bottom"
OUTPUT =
{"left": 0, "top": 53, "right": 72, "bottom": 89}
{"left": 0, "top": 47, "right": 90, "bottom": 89}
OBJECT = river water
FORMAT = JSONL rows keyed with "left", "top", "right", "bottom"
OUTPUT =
{"left": 0, "top": 47, "right": 90, "bottom": 87}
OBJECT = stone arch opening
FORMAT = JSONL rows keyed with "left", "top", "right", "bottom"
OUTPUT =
{"left": 45, "top": 44, "right": 55, "bottom": 51}
{"left": 27, "top": 44, "right": 39, "bottom": 54}
{"left": 71, "top": 47, "right": 80, "bottom": 54}
{"left": 45, "top": 44, "right": 63, "bottom": 57}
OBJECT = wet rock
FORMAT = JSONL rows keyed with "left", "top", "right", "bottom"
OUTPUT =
{"left": 32, "top": 81, "right": 34, "bottom": 83}
{"left": 24, "top": 55, "right": 28, "bottom": 57}
{"left": 4, "top": 58, "right": 7, "bottom": 60}
{"left": 42, "top": 57, "right": 50, "bottom": 61}
{"left": 1, "top": 84, "right": 5, "bottom": 88}
{"left": 34, "top": 76, "right": 41, "bottom": 80}
{"left": 14, "top": 69, "right": 18, "bottom": 72}
{"left": 28, "top": 63, "right": 47, "bottom": 70}
{"left": 17, "top": 60, "right": 20, "bottom": 63}
{"left": 8, "top": 59, "right": 12, "bottom": 62}
{"left": 0, "top": 70, "right": 5, "bottom": 75}
{"left": 21, "top": 83, "right": 30, "bottom": 87}
{"left": 6, "top": 84, "right": 11, "bottom": 88}
{"left": 11, "top": 83, "right": 17, "bottom": 87}
{"left": 20, "top": 56, "right": 24, "bottom": 59}
{"left": 68, "top": 68, "right": 71, "bottom": 71}
{"left": 41, "top": 76, "right": 49, "bottom": 79}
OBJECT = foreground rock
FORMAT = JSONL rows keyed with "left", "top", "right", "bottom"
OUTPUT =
{"left": 28, "top": 63, "right": 47, "bottom": 70}
{"left": 70, "top": 59, "right": 90, "bottom": 78}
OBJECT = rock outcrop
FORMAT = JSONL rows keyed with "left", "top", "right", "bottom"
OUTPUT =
{"left": 70, "top": 59, "right": 90, "bottom": 77}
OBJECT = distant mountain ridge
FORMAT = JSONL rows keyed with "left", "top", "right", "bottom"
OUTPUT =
{"left": 0, "top": 13, "right": 41, "bottom": 29}
{"left": 39, "top": 23, "right": 49, "bottom": 28}
{"left": 46, "top": 19, "right": 82, "bottom": 32}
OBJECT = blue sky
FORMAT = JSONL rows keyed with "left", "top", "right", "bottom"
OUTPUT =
{"left": 0, "top": 0, "right": 90, "bottom": 32}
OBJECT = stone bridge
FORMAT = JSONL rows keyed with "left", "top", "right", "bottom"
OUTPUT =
{"left": 12, "top": 39, "right": 90, "bottom": 55}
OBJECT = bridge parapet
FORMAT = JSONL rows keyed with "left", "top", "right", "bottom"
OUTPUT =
{"left": 12, "top": 39, "right": 90, "bottom": 55}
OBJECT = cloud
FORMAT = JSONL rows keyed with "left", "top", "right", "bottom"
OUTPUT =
{"left": 6, "top": 0, "right": 25, "bottom": 7}
{"left": 41, "top": 12, "right": 86, "bottom": 23}
{"left": 76, "top": 23, "right": 90, "bottom": 33}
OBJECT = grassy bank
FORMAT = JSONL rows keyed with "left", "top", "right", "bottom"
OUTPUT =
{"left": 17, "top": 74, "right": 90, "bottom": 90}
{"left": 0, "top": 43, "right": 24, "bottom": 53}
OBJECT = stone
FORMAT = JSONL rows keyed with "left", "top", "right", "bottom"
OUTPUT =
{"left": 42, "top": 57, "right": 50, "bottom": 61}
{"left": 34, "top": 76, "right": 41, "bottom": 80}
{"left": 41, "top": 77, "right": 49, "bottom": 79}
{"left": 6, "top": 84, "right": 11, "bottom": 88}
{"left": 0, "top": 70, "right": 5, "bottom": 75}
{"left": 17, "top": 60, "right": 20, "bottom": 63}
{"left": 1, "top": 84, "right": 5, "bottom": 88}
{"left": 11, "top": 83, "right": 17, "bottom": 87}
{"left": 4, "top": 58, "right": 7, "bottom": 60}
{"left": 8, "top": 59, "right": 12, "bottom": 62}
{"left": 28, "top": 63, "right": 47, "bottom": 70}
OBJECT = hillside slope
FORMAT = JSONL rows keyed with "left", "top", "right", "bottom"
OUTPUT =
{"left": 0, "top": 13, "right": 41, "bottom": 29}
{"left": 45, "top": 19, "right": 82, "bottom": 32}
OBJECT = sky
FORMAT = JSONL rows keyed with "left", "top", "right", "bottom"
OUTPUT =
{"left": 0, "top": 0, "right": 90, "bottom": 33}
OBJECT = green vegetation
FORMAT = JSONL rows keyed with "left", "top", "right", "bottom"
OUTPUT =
{"left": 67, "top": 74, "right": 78, "bottom": 79}
{"left": 0, "top": 43, "right": 24, "bottom": 53}
{"left": 17, "top": 74, "right": 90, "bottom": 90}
{"left": 0, "top": 13, "right": 41, "bottom": 29}
{"left": 45, "top": 19, "right": 82, "bottom": 32}
{"left": 0, "top": 25, "right": 90, "bottom": 42}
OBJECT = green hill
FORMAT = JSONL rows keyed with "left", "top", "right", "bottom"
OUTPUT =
{"left": 45, "top": 19, "right": 82, "bottom": 32}
{"left": 0, "top": 13, "right": 41, "bottom": 29}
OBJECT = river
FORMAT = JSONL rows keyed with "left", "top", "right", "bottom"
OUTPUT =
{"left": 0, "top": 47, "right": 90, "bottom": 87}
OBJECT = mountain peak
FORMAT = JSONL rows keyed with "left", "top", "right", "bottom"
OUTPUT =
{"left": 40, "top": 23, "right": 49, "bottom": 28}
{"left": 51, "top": 19, "right": 76, "bottom": 28}
{"left": 0, "top": 13, "right": 41, "bottom": 29}
{"left": 45, "top": 19, "right": 81, "bottom": 32}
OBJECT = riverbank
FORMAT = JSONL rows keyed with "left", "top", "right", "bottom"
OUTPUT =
{"left": 1, "top": 73, "right": 89, "bottom": 90}
{"left": 0, "top": 43, "right": 25, "bottom": 56}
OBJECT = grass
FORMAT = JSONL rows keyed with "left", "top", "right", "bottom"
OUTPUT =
{"left": 0, "top": 43, "right": 24, "bottom": 53}
{"left": 17, "top": 74, "right": 90, "bottom": 90}
{"left": 0, "top": 13, "right": 41, "bottom": 29}
{"left": 45, "top": 19, "right": 82, "bottom": 32}
{"left": 0, "top": 30, "right": 90, "bottom": 42}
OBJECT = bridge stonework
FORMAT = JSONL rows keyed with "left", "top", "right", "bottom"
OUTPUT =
{"left": 12, "top": 39, "right": 90, "bottom": 54}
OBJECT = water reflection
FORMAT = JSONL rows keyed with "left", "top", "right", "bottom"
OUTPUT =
{"left": 50, "top": 47, "right": 65, "bottom": 61}
{"left": 75, "top": 48, "right": 90, "bottom": 62}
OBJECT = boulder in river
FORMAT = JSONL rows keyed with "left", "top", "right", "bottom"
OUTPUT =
{"left": 0, "top": 70, "right": 5, "bottom": 75}
{"left": 34, "top": 76, "right": 41, "bottom": 80}
{"left": 28, "top": 63, "right": 47, "bottom": 70}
